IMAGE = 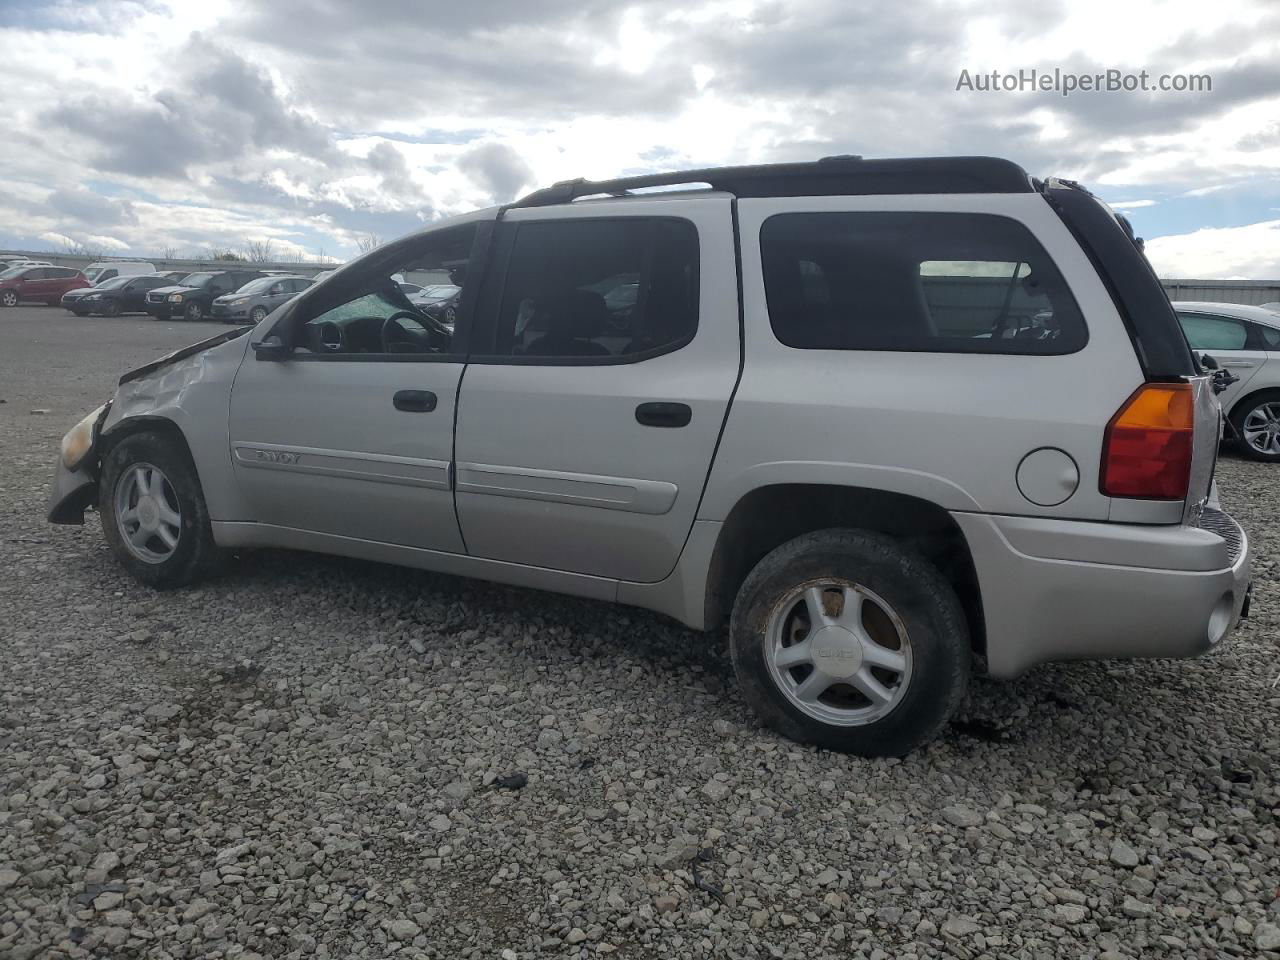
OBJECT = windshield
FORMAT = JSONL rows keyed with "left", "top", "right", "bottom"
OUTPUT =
{"left": 84, "top": 267, "right": 107, "bottom": 282}
{"left": 179, "top": 273, "right": 215, "bottom": 287}
{"left": 94, "top": 275, "right": 133, "bottom": 290}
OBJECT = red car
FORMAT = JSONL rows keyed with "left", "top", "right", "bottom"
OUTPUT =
{"left": 0, "top": 265, "right": 89, "bottom": 307}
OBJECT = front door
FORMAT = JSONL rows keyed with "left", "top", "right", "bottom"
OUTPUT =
{"left": 227, "top": 219, "right": 488, "bottom": 552}
{"left": 454, "top": 199, "right": 739, "bottom": 582}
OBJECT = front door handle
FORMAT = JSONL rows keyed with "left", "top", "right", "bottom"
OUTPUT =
{"left": 635, "top": 401, "right": 692, "bottom": 428}
{"left": 393, "top": 390, "right": 437, "bottom": 412}
{"left": 1220, "top": 360, "right": 1256, "bottom": 368}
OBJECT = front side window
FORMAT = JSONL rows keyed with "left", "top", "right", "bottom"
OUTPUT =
{"left": 491, "top": 218, "right": 698, "bottom": 361}
{"left": 1177, "top": 313, "right": 1247, "bottom": 351}
{"left": 292, "top": 223, "right": 476, "bottom": 357}
{"left": 761, "top": 212, "right": 1087, "bottom": 354}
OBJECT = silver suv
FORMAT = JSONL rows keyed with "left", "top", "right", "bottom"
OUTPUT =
{"left": 47, "top": 157, "right": 1251, "bottom": 756}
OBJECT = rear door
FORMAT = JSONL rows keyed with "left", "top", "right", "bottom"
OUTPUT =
{"left": 1176, "top": 310, "right": 1265, "bottom": 412}
{"left": 453, "top": 196, "right": 739, "bottom": 582}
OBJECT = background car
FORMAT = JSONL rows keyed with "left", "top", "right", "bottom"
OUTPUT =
{"left": 211, "top": 274, "right": 313, "bottom": 324}
{"left": 80, "top": 274, "right": 181, "bottom": 317}
{"left": 144, "top": 269, "right": 267, "bottom": 321}
{"left": 0, "top": 264, "right": 88, "bottom": 306}
{"left": 1174, "top": 300, "right": 1280, "bottom": 461}
{"left": 82, "top": 260, "right": 157, "bottom": 284}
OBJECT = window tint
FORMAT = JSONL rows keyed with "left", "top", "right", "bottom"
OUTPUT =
{"left": 294, "top": 223, "right": 476, "bottom": 357}
{"left": 761, "top": 212, "right": 1086, "bottom": 354}
{"left": 492, "top": 218, "right": 698, "bottom": 360}
{"left": 1177, "top": 313, "right": 1247, "bottom": 351}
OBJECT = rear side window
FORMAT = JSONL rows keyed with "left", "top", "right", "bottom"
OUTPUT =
{"left": 1255, "top": 323, "right": 1280, "bottom": 349}
{"left": 761, "top": 212, "right": 1087, "bottom": 355}
{"left": 1177, "top": 313, "right": 1247, "bottom": 351}
{"left": 492, "top": 218, "right": 699, "bottom": 361}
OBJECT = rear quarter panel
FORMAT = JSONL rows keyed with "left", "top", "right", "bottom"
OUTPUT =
{"left": 703, "top": 193, "right": 1144, "bottom": 521}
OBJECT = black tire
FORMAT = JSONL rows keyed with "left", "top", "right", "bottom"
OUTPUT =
{"left": 70, "top": 309, "right": 88, "bottom": 317}
{"left": 183, "top": 301, "right": 204, "bottom": 322}
{"left": 250, "top": 306, "right": 268, "bottom": 324}
{"left": 99, "top": 431, "right": 225, "bottom": 588}
{"left": 1230, "top": 392, "right": 1280, "bottom": 462}
{"left": 0, "top": 290, "right": 17, "bottom": 307}
{"left": 730, "top": 529, "right": 970, "bottom": 757}
{"left": 105, "top": 299, "right": 122, "bottom": 317}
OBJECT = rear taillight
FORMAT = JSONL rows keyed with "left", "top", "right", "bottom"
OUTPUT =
{"left": 1100, "top": 383, "right": 1194, "bottom": 500}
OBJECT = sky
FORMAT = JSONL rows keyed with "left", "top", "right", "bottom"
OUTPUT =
{"left": 0, "top": 0, "right": 1278, "bottom": 277}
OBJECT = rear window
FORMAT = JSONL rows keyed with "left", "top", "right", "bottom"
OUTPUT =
{"left": 760, "top": 212, "right": 1087, "bottom": 355}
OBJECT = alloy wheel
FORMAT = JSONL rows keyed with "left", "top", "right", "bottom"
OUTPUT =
{"left": 114, "top": 462, "right": 182, "bottom": 564}
{"left": 1242, "top": 402, "right": 1280, "bottom": 456}
{"left": 764, "top": 580, "right": 913, "bottom": 727}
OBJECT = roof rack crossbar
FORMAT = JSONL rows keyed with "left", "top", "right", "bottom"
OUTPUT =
{"left": 511, "top": 156, "right": 1033, "bottom": 208}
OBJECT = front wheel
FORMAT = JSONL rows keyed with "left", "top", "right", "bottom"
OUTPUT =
{"left": 0, "top": 290, "right": 17, "bottom": 307}
{"left": 183, "top": 301, "right": 204, "bottom": 322}
{"left": 730, "top": 529, "right": 970, "bottom": 757}
{"left": 1232, "top": 393, "right": 1280, "bottom": 462}
{"left": 250, "top": 306, "right": 268, "bottom": 324}
{"left": 99, "top": 431, "right": 225, "bottom": 587}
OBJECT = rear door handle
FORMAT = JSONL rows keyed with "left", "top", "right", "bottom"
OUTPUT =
{"left": 393, "top": 390, "right": 437, "bottom": 412}
{"left": 635, "top": 401, "right": 692, "bottom": 428}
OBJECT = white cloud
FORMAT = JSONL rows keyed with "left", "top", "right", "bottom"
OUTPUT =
{"left": 1146, "top": 220, "right": 1280, "bottom": 279}
{"left": 1109, "top": 199, "right": 1158, "bottom": 209}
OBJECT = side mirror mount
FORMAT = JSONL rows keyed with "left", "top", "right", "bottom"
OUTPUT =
{"left": 1199, "top": 352, "right": 1220, "bottom": 370}
{"left": 252, "top": 335, "right": 289, "bottom": 361}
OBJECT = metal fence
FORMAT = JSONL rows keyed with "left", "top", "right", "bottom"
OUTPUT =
{"left": 1161, "top": 279, "right": 1280, "bottom": 307}
{"left": 0, "top": 250, "right": 338, "bottom": 279}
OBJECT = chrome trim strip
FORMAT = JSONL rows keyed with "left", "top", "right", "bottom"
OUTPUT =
{"left": 232, "top": 442, "right": 450, "bottom": 490}
{"left": 455, "top": 461, "right": 678, "bottom": 515}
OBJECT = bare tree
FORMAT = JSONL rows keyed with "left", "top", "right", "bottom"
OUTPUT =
{"left": 59, "top": 237, "right": 106, "bottom": 260}
{"left": 241, "top": 238, "right": 276, "bottom": 263}
{"left": 158, "top": 244, "right": 179, "bottom": 260}
{"left": 355, "top": 233, "right": 382, "bottom": 255}
{"left": 206, "top": 247, "right": 246, "bottom": 262}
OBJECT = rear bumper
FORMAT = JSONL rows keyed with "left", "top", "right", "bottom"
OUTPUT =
{"left": 955, "top": 509, "right": 1250, "bottom": 678}
{"left": 47, "top": 455, "right": 97, "bottom": 525}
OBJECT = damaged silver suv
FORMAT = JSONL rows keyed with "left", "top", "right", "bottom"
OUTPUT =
{"left": 48, "top": 157, "right": 1251, "bottom": 756}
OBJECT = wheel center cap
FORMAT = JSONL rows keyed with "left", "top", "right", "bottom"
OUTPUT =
{"left": 810, "top": 625, "right": 863, "bottom": 679}
{"left": 137, "top": 497, "right": 159, "bottom": 528}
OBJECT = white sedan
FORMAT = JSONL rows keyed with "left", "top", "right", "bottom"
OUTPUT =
{"left": 1173, "top": 300, "right": 1280, "bottom": 461}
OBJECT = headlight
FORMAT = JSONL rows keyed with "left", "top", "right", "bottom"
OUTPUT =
{"left": 85, "top": 294, "right": 102, "bottom": 300}
{"left": 230, "top": 297, "right": 248, "bottom": 306}
{"left": 168, "top": 293, "right": 184, "bottom": 302}
{"left": 60, "top": 404, "right": 106, "bottom": 471}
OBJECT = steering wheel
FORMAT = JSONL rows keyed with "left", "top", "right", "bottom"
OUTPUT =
{"left": 381, "top": 311, "right": 427, "bottom": 353}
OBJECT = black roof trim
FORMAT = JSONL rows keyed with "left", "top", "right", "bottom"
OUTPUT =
{"left": 512, "top": 156, "right": 1034, "bottom": 207}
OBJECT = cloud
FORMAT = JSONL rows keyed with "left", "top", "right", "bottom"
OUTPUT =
{"left": 1146, "top": 220, "right": 1280, "bottom": 279}
{"left": 1108, "top": 199, "right": 1158, "bottom": 209}
{"left": 2, "top": 0, "right": 1279, "bottom": 269}
{"left": 456, "top": 143, "right": 534, "bottom": 203}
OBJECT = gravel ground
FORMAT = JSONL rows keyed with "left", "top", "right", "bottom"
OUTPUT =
{"left": 2, "top": 305, "right": 1278, "bottom": 960}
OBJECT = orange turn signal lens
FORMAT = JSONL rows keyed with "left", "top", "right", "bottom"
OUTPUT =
{"left": 1100, "top": 383, "right": 1194, "bottom": 500}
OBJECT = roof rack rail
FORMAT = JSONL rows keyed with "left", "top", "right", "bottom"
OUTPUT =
{"left": 511, "top": 155, "right": 1033, "bottom": 208}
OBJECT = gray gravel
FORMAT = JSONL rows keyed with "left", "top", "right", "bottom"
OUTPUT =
{"left": 2, "top": 306, "right": 1279, "bottom": 959}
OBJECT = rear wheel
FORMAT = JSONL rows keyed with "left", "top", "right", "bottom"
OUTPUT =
{"left": 99, "top": 431, "right": 225, "bottom": 587}
{"left": 730, "top": 529, "right": 970, "bottom": 757}
{"left": 1232, "top": 393, "right": 1280, "bottom": 462}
